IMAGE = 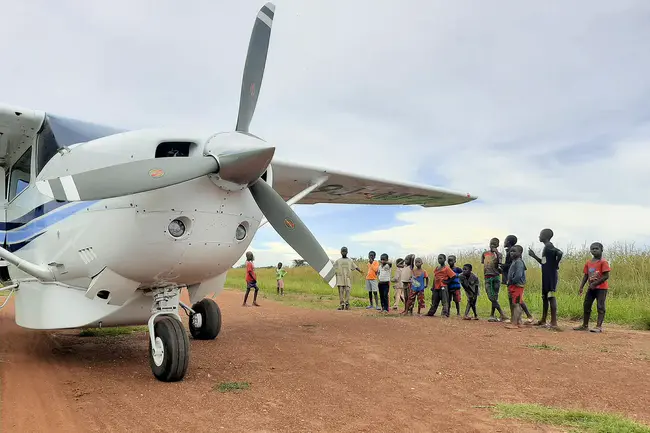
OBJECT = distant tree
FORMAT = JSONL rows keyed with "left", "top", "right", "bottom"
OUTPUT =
{"left": 292, "top": 259, "right": 308, "bottom": 267}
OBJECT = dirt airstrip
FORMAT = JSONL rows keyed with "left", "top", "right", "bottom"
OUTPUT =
{"left": 1, "top": 290, "right": 649, "bottom": 433}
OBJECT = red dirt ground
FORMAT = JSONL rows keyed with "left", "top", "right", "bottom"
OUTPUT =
{"left": 1, "top": 289, "right": 649, "bottom": 433}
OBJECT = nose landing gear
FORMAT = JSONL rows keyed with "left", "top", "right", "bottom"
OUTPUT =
{"left": 147, "top": 285, "right": 223, "bottom": 382}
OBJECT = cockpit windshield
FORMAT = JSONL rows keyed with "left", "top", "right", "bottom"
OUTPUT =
{"left": 35, "top": 114, "right": 127, "bottom": 176}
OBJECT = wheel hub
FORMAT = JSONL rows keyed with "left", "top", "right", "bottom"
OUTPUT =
{"left": 191, "top": 312, "right": 203, "bottom": 329}
{"left": 152, "top": 336, "right": 165, "bottom": 367}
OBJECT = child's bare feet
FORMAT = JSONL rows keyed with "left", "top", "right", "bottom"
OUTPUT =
{"left": 252, "top": 302, "right": 260, "bottom": 307}
{"left": 504, "top": 324, "right": 521, "bottom": 329}
{"left": 242, "top": 303, "right": 248, "bottom": 307}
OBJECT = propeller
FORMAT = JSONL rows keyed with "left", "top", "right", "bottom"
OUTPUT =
{"left": 234, "top": 3, "right": 338, "bottom": 287}
{"left": 236, "top": 2, "right": 275, "bottom": 133}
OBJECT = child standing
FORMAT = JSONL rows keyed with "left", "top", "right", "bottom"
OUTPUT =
{"left": 505, "top": 245, "right": 526, "bottom": 329}
{"left": 402, "top": 257, "right": 428, "bottom": 315}
{"left": 334, "top": 246, "right": 362, "bottom": 310}
{"left": 378, "top": 253, "right": 392, "bottom": 312}
{"left": 482, "top": 238, "right": 508, "bottom": 322}
{"left": 366, "top": 251, "right": 381, "bottom": 310}
{"left": 502, "top": 235, "right": 534, "bottom": 324}
{"left": 447, "top": 255, "right": 463, "bottom": 316}
{"left": 426, "top": 254, "right": 456, "bottom": 317}
{"left": 460, "top": 264, "right": 480, "bottom": 320}
{"left": 399, "top": 254, "right": 415, "bottom": 314}
{"left": 243, "top": 251, "right": 260, "bottom": 307}
{"left": 276, "top": 262, "right": 287, "bottom": 296}
{"left": 528, "top": 229, "right": 563, "bottom": 329}
{"left": 574, "top": 242, "right": 611, "bottom": 333}
{"left": 392, "top": 258, "right": 404, "bottom": 310}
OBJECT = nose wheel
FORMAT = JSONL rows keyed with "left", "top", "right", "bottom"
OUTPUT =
{"left": 148, "top": 315, "right": 189, "bottom": 382}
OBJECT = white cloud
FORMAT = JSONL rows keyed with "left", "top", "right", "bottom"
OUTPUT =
{"left": 352, "top": 201, "right": 650, "bottom": 257}
{"left": 2, "top": 1, "right": 649, "bottom": 268}
{"left": 235, "top": 241, "right": 342, "bottom": 268}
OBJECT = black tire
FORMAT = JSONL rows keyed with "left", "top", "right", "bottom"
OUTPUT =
{"left": 148, "top": 315, "right": 189, "bottom": 382}
{"left": 189, "top": 298, "right": 222, "bottom": 340}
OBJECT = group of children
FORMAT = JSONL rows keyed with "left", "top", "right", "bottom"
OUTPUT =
{"left": 242, "top": 229, "right": 612, "bottom": 333}
{"left": 331, "top": 229, "right": 612, "bottom": 333}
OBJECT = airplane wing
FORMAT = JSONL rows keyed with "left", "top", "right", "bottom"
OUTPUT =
{"left": 270, "top": 159, "right": 476, "bottom": 208}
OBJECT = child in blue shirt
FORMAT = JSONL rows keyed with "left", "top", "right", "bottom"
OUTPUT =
{"left": 447, "top": 255, "right": 463, "bottom": 316}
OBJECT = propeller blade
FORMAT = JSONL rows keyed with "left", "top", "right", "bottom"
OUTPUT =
{"left": 235, "top": 2, "right": 275, "bottom": 133}
{"left": 249, "top": 179, "right": 337, "bottom": 288}
{"left": 35, "top": 156, "right": 219, "bottom": 202}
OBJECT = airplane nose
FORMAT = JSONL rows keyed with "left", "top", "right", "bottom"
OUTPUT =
{"left": 204, "top": 132, "right": 275, "bottom": 186}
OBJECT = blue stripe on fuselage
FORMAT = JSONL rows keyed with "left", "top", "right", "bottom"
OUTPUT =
{"left": 2, "top": 200, "right": 99, "bottom": 251}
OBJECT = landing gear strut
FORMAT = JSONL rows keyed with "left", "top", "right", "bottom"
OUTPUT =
{"left": 147, "top": 285, "right": 189, "bottom": 382}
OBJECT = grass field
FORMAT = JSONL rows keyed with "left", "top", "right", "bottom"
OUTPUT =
{"left": 226, "top": 242, "right": 650, "bottom": 330}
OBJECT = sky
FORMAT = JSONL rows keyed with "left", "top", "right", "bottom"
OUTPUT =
{"left": 2, "top": 0, "right": 650, "bottom": 267}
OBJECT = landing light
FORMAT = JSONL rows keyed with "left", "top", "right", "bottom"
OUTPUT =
{"left": 235, "top": 223, "right": 247, "bottom": 241}
{"left": 168, "top": 219, "right": 186, "bottom": 238}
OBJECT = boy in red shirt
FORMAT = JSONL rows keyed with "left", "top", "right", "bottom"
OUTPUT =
{"left": 242, "top": 251, "right": 261, "bottom": 307}
{"left": 426, "top": 254, "right": 456, "bottom": 317}
{"left": 574, "top": 242, "right": 611, "bottom": 333}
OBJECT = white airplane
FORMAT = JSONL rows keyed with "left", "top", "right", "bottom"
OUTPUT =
{"left": 0, "top": 2, "right": 475, "bottom": 382}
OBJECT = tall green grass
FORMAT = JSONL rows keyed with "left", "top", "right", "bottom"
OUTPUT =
{"left": 226, "top": 242, "right": 650, "bottom": 330}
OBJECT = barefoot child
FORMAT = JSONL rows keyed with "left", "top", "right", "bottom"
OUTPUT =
{"left": 243, "top": 251, "right": 260, "bottom": 307}
{"left": 392, "top": 258, "right": 404, "bottom": 310}
{"left": 482, "top": 238, "right": 508, "bottom": 322}
{"left": 574, "top": 242, "right": 611, "bottom": 333}
{"left": 460, "top": 264, "right": 480, "bottom": 320}
{"left": 528, "top": 229, "right": 563, "bottom": 329}
{"left": 502, "top": 235, "right": 534, "bottom": 324}
{"left": 334, "top": 246, "right": 362, "bottom": 310}
{"left": 505, "top": 245, "right": 526, "bottom": 329}
{"left": 403, "top": 257, "right": 428, "bottom": 315}
{"left": 426, "top": 254, "right": 455, "bottom": 317}
{"left": 366, "top": 251, "right": 381, "bottom": 310}
{"left": 399, "top": 254, "right": 415, "bottom": 314}
{"left": 276, "top": 262, "right": 287, "bottom": 296}
{"left": 378, "top": 253, "right": 392, "bottom": 312}
{"left": 447, "top": 255, "right": 463, "bottom": 316}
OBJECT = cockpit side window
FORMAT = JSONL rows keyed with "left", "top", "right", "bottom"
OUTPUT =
{"left": 8, "top": 147, "right": 32, "bottom": 202}
{"left": 35, "top": 117, "right": 60, "bottom": 176}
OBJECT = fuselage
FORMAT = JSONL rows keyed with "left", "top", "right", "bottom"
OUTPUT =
{"left": 2, "top": 109, "right": 266, "bottom": 330}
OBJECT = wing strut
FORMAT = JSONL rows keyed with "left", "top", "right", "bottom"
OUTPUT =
{"left": 259, "top": 175, "right": 329, "bottom": 228}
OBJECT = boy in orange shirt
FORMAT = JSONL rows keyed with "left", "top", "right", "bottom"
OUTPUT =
{"left": 574, "top": 242, "right": 611, "bottom": 333}
{"left": 242, "top": 251, "right": 261, "bottom": 307}
{"left": 365, "top": 251, "right": 381, "bottom": 310}
{"left": 426, "top": 254, "right": 456, "bottom": 317}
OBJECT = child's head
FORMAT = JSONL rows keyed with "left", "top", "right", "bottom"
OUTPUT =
{"left": 246, "top": 251, "right": 254, "bottom": 261}
{"left": 340, "top": 246, "right": 348, "bottom": 258}
{"left": 404, "top": 254, "right": 415, "bottom": 267}
{"left": 396, "top": 258, "right": 404, "bottom": 268}
{"left": 539, "top": 228, "right": 554, "bottom": 243}
{"left": 462, "top": 263, "right": 473, "bottom": 277}
{"left": 448, "top": 255, "right": 457, "bottom": 268}
{"left": 509, "top": 245, "right": 523, "bottom": 260}
{"left": 590, "top": 242, "right": 603, "bottom": 259}
{"left": 380, "top": 253, "right": 389, "bottom": 265}
{"left": 368, "top": 250, "right": 376, "bottom": 261}
{"left": 504, "top": 235, "right": 518, "bottom": 248}
{"left": 277, "top": 262, "right": 282, "bottom": 269}
{"left": 489, "top": 238, "right": 500, "bottom": 250}
{"left": 437, "top": 254, "right": 446, "bottom": 266}
{"left": 414, "top": 257, "right": 423, "bottom": 268}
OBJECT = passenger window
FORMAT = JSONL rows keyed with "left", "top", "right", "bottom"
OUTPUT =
{"left": 8, "top": 147, "right": 32, "bottom": 201}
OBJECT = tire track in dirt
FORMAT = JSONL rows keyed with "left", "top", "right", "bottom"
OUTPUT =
{"left": 1, "top": 290, "right": 649, "bottom": 432}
